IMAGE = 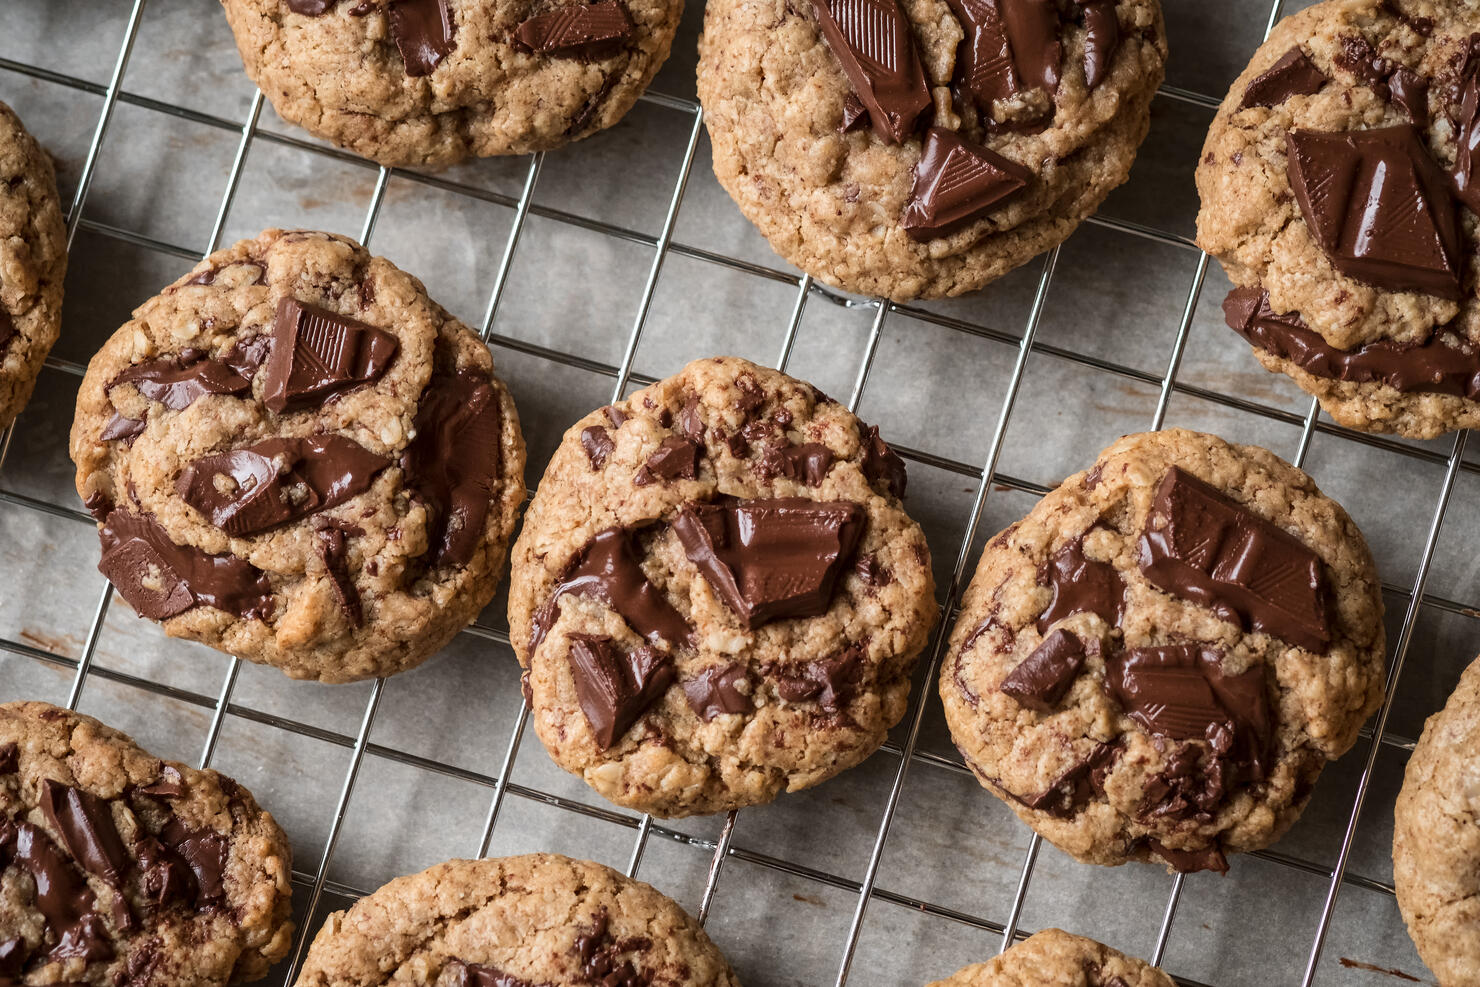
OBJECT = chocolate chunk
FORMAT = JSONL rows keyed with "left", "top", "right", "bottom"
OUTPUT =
{"left": 574, "top": 910, "right": 650, "bottom": 987}
{"left": 684, "top": 663, "right": 753, "bottom": 720}
{"left": 177, "top": 435, "right": 388, "bottom": 537}
{"left": 315, "top": 523, "right": 364, "bottom": 627}
{"left": 1454, "top": 55, "right": 1480, "bottom": 213}
{"left": 581, "top": 425, "right": 615, "bottom": 469}
{"left": 135, "top": 836, "right": 194, "bottom": 909}
{"left": 223, "top": 335, "right": 273, "bottom": 378}
{"left": 0, "top": 310, "right": 14, "bottom": 354}
{"left": 568, "top": 635, "right": 675, "bottom": 749}
{"left": 0, "top": 742, "right": 16, "bottom": 774}
{"left": 1239, "top": 47, "right": 1327, "bottom": 108}
{"left": 109, "top": 353, "right": 251, "bottom": 411}
{"left": 1139, "top": 466, "right": 1331, "bottom": 652}
{"left": 812, "top": 0, "right": 931, "bottom": 144}
{"left": 672, "top": 496, "right": 864, "bottom": 629}
{"left": 39, "top": 781, "right": 130, "bottom": 889}
{"left": 1006, "top": 739, "right": 1116, "bottom": 817}
{"left": 854, "top": 553, "right": 890, "bottom": 586}
{"left": 758, "top": 441, "right": 834, "bottom": 486}
{"left": 999, "top": 628, "right": 1086, "bottom": 712}
{"left": 138, "top": 764, "right": 186, "bottom": 798}
{"left": 389, "top": 0, "right": 456, "bottom": 75}
{"left": 902, "top": 127, "right": 1032, "bottom": 241}
{"left": 1035, "top": 538, "right": 1124, "bottom": 633}
{"left": 98, "top": 510, "right": 274, "bottom": 621}
{"left": 286, "top": 0, "right": 337, "bottom": 13}
{"left": 100, "top": 413, "right": 146, "bottom": 442}
{"left": 1389, "top": 67, "right": 1428, "bottom": 126}
{"left": 445, "top": 959, "right": 545, "bottom": 987}
{"left": 3, "top": 820, "right": 114, "bottom": 963}
{"left": 402, "top": 369, "right": 504, "bottom": 567}
{"left": 998, "top": 0, "right": 1060, "bottom": 92}
{"left": 633, "top": 435, "right": 700, "bottom": 485}
{"left": 840, "top": 91, "right": 870, "bottom": 132}
{"left": 1146, "top": 838, "right": 1229, "bottom": 875}
{"left": 602, "top": 404, "right": 628, "bottom": 428}
{"left": 83, "top": 491, "right": 113, "bottom": 523}
{"left": 775, "top": 643, "right": 865, "bottom": 710}
{"left": 677, "top": 394, "right": 706, "bottom": 443}
{"left": 1335, "top": 34, "right": 1391, "bottom": 91}
{"left": 1285, "top": 125, "right": 1462, "bottom": 299}
{"left": 260, "top": 297, "right": 398, "bottom": 413}
{"left": 0, "top": 937, "right": 26, "bottom": 977}
{"left": 515, "top": 1, "right": 634, "bottom": 56}
{"left": 859, "top": 424, "right": 907, "bottom": 499}
{"left": 1077, "top": 0, "right": 1118, "bottom": 90}
{"left": 159, "top": 816, "right": 228, "bottom": 905}
{"left": 529, "top": 527, "right": 694, "bottom": 656}
{"left": 947, "top": 0, "right": 1061, "bottom": 110}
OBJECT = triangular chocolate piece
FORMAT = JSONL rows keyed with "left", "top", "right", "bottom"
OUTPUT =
{"left": 568, "top": 635, "right": 674, "bottom": 749}
{"left": 516, "top": 1, "right": 634, "bottom": 55}
{"left": 902, "top": 127, "right": 1032, "bottom": 240}
{"left": 261, "top": 297, "right": 399, "bottom": 413}
{"left": 813, "top": 0, "right": 931, "bottom": 144}
{"left": 1239, "top": 47, "right": 1327, "bottom": 109}
{"left": 945, "top": 0, "right": 1020, "bottom": 109}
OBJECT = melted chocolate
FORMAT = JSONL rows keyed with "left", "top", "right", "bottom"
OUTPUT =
{"left": 1146, "top": 838, "right": 1228, "bottom": 875}
{"left": 774, "top": 643, "right": 865, "bottom": 710}
{"left": 1239, "top": 47, "right": 1327, "bottom": 108}
{"left": 1455, "top": 49, "right": 1480, "bottom": 213}
{"left": 1077, "top": 0, "right": 1119, "bottom": 90}
{"left": 98, "top": 510, "right": 274, "bottom": 621}
{"left": 445, "top": 959, "right": 546, "bottom": 987}
{"left": 1035, "top": 538, "right": 1125, "bottom": 633}
{"left": 812, "top": 0, "right": 931, "bottom": 143}
{"left": 684, "top": 663, "right": 753, "bottom": 719}
{"left": 1389, "top": 66, "right": 1428, "bottom": 126}
{"left": 38, "top": 781, "right": 130, "bottom": 891}
{"left": 902, "top": 127, "right": 1032, "bottom": 241}
{"left": 515, "top": 1, "right": 634, "bottom": 55}
{"left": 109, "top": 353, "right": 251, "bottom": 411}
{"left": 581, "top": 425, "right": 615, "bottom": 469}
{"left": 757, "top": 441, "right": 834, "bottom": 486}
{"left": 574, "top": 911, "right": 652, "bottom": 987}
{"left": 998, "top": 628, "right": 1087, "bottom": 712}
{"left": 260, "top": 297, "right": 398, "bottom": 413}
{"left": 315, "top": 522, "right": 364, "bottom": 627}
{"left": 860, "top": 424, "right": 907, "bottom": 499}
{"left": 100, "top": 413, "right": 146, "bottom": 442}
{"left": 389, "top": 0, "right": 457, "bottom": 75}
{"left": 1, "top": 820, "right": 113, "bottom": 964}
{"left": 568, "top": 635, "right": 675, "bottom": 749}
{"left": 158, "top": 815, "right": 229, "bottom": 905}
{"left": 138, "top": 765, "right": 186, "bottom": 799}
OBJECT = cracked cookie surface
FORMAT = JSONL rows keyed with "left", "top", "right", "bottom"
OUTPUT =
{"left": 926, "top": 928, "right": 1173, "bottom": 987}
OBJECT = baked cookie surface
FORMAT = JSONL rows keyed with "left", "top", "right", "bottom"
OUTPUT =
{"left": 69, "top": 228, "right": 526, "bottom": 683}
{"left": 696, "top": 0, "right": 1167, "bottom": 301}
{"left": 0, "top": 99, "right": 66, "bottom": 430}
{"left": 0, "top": 701, "right": 294, "bottom": 987}
{"left": 1198, "top": 0, "right": 1480, "bottom": 437}
{"left": 940, "top": 429, "right": 1385, "bottom": 873}
{"left": 295, "top": 853, "right": 741, "bottom": 986}
{"left": 220, "top": 0, "right": 684, "bottom": 167}
{"left": 508, "top": 356, "right": 937, "bottom": 817}
{"left": 1394, "top": 655, "right": 1480, "bottom": 987}
{"left": 926, "top": 928, "right": 1173, "bottom": 987}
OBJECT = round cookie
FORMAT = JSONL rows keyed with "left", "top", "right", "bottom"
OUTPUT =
{"left": 0, "top": 99, "right": 66, "bottom": 430}
{"left": 926, "top": 928, "right": 1173, "bottom": 987}
{"left": 1393, "top": 654, "right": 1480, "bottom": 987}
{"left": 508, "top": 356, "right": 937, "bottom": 817}
{"left": 220, "top": 0, "right": 685, "bottom": 168}
{"left": 69, "top": 228, "right": 526, "bottom": 683}
{"left": 0, "top": 701, "right": 294, "bottom": 986}
{"left": 696, "top": 0, "right": 1167, "bottom": 301}
{"left": 940, "top": 429, "right": 1385, "bottom": 873}
{"left": 296, "top": 852, "right": 740, "bottom": 986}
{"left": 1197, "top": 0, "right": 1480, "bottom": 438}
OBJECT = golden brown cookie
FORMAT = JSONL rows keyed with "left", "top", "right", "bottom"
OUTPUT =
{"left": 926, "top": 929, "right": 1174, "bottom": 987}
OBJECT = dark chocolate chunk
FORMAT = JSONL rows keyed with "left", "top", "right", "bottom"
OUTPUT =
{"left": 1239, "top": 47, "right": 1328, "bottom": 108}
{"left": 774, "top": 643, "right": 865, "bottom": 710}
{"left": 98, "top": 510, "right": 274, "bottom": 621}
{"left": 859, "top": 424, "right": 907, "bottom": 498}
{"left": 138, "top": 764, "right": 186, "bottom": 798}
{"left": 109, "top": 353, "right": 251, "bottom": 411}
{"left": 574, "top": 910, "right": 651, "bottom": 987}
{"left": 83, "top": 492, "right": 113, "bottom": 524}
{"left": 672, "top": 496, "right": 864, "bottom": 629}
{"left": 1004, "top": 739, "right": 1117, "bottom": 817}
{"left": 100, "top": 413, "right": 146, "bottom": 442}
{"left": 1285, "top": 125, "right": 1462, "bottom": 299}
{"left": 315, "top": 523, "right": 364, "bottom": 627}
{"left": 757, "top": 441, "right": 834, "bottom": 486}
{"left": 840, "top": 91, "right": 870, "bottom": 132}
{"left": 1138, "top": 466, "right": 1331, "bottom": 652}
{"left": 260, "top": 297, "right": 398, "bottom": 413}
{"left": 854, "top": 552, "right": 890, "bottom": 586}
{"left": 999, "top": 628, "right": 1086, "bottom": 712}
{"left": 902, "top": 127, "right": 1032, "bottom": 241}
{"left": 158, "top": 815, "right": 229, "bottom": 905}
{"left": 176, "top": 435, "right": 388, "bottom": 537}
{"left": 1146, "top": 838, "right": 1229, "bottom": 875}
{"left": 1334, "top": 34, "right": 1391, "bottom": 92}
{"left": 389, "top": 0, "right": 457, "bottom": 75}
{"left": 515, "top": 1, "right": 634, "bottom": 55}
{"left": 998, "top": 0, "right": 1060, "bottom": 93}
{"left": 812, "top": 0, "right": 931, "bottom": 144}
{"left": 947, "top": 0, "right": 1061, "bottom": 111}
{"left": 1389, "top": 67, "right": 1428, "bottom": 126}
{"left": 568, "top": 635, "right": 675, "bottom": 749}
{"left": 678, "top": 394, "right": 705, "bottom": 442}
{"left": 286, "top": 0, "right": 337, "bottom": 13}
{"left": 1077, "top": 0, "right": 1118, "bottom": 90}
{"left": 0, "top": 742, "right": 16, "bottom": 774}
{"left": 2, "top": 820, "right": 114, "bottom": 964}
{"left": 0, "top": 937, "right": 26, "bottom": 977}
{"left": 445, "top": 959, "right": 545, "bottom": 987}
{"left": 224, "top": 335, "right": 273, "bottom": 378}
{"left": 602, "top": 404, "right": 628, "bottom": 428}
{"left": 684, "top": 663, "right": 753, "bottom": 720}
{"left": 39, "top": 781, "right": 130, "bottom": 889}
{"left": 0, "top": 310, "right": 15, "bottom": 354}
{"left": 582, "top": 425, "right": 615, "bottom": 469}
{"left": 633, "top": 435, "right": 700, "bottom": 486}
{"left": 1035, "top": 538, "right": 1124, "bottom": 633}
{"left": 1454, "top": 52, "right": 1480, "bottom": 213}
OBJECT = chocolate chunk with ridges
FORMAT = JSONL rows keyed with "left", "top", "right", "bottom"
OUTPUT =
{"left": 316, "top": 523, "right": 364, "bottom": 627}
{"left": 1035, "top": 538, "right": 1125, "bottom": 632}
{"left": 1077, "top": 0, "right": 1118, "bottom": 90}
{"left": 287, "top": 0, "right": 337, "bottom": 13}
{"left": 812, "top": 0, "right": 931, "bottom": 144}
{"left": 1, "top": 819, "right": 114, "bottom": 963}
{"left": 98, "top": 510, "right": 274, "bottom": 621}
{"left": 389, "top": 0, "right": 457, "bottom": 75}
{"left": 529, "top": 527, "right": 694, "bottom": 656}
{"left": 1239, "top": 47, "right": 1327, "bottom": 108}
{"left": 402, "top": 369, "right": 504, "bottom": 567}
{"left": 139, "top": 764, "right": 186, "bottom": 798}
{"left": 1138, "top": 466, "right": 1331, "bottom": 651}
{"left": 999, "top": 628, "right": 1086, "bottom": 712}
{"left": 1146, "top": 838, "right": 1228, "bottom": 875}
{"left": 109, "top": 352, "right": 251, "bottom": 411}
{"left": 445, "top": 959, "right": 546, "bottom": 987}
{"left": 945, "top": 0, "right": 1022, "bottom": 110}
{"left": 568, "top": 635, "right": 675, "bottom": 749}
{"left": 0, "top": 742, "right": 16, "bottom": 773}
{"left": 860, "top": 424, "right": 907, "bottom": 498}
{"left": 159, "top": 815, "right": 229, "bottom": 904}
{"left": 177, "top": 435, "right": 389, "bottom": 537}
{"left": 673, "top": 496, "right": 864, "bottom": 629}
{"left": 774, "top": 642, "right": 865, "bottom": 709}
{"left": 902, "top": 127, "right": 1032, "bottom": 241}
{"left": 840, "top": 91, "right": 870, "bottom": 132}
{"left": 1285, "top": 125, "right": 1462, "bottom": 300}
{"left": 515, "top": 1, "right": 634, "bottom": 55}
{"left": 634, "top": 435, "right": 700, "bottom": 486}
{"left": 100, "top": 413, "right": 146, "bottom": 442}
{"left": 581, "top": 425, "right": 615, "bottom": 469}
{"left": 1454, "top": 53, "right": 1480, "bottom": 213}
{"left": 758, "top": 441, "right": 834, "bottom": 486}
{"left": 1389, "top": 67, "right": 1428, "bottom": 126}
{"left": 684, "top": 663, "right": 753, "bottom": 719}
{"left": 261, "top": 297, "right": 398, "bottom": 413}
{"left": 39, "top": 780, "right": 131, "bottom": 890}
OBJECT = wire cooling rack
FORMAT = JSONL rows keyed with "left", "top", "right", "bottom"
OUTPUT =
{"left": 1, "top": 0, "right": 1478, "bottom": 984}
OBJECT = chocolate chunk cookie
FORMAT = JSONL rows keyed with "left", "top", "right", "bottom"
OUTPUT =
{"left": 0, "top": 701, "right": 294, "bottom": 986}
{"left": 69, "top": 229, "right": 526, "bottom": 683}
{"left": 0, "top": 99, "right": 66, "bottom": 430}
{"left": 1394, "top": 654, "right": 1480, "bottom": 987}
{"left": 507, "top": 357, "right": 936, "bottom": 817}
{"left": 295, "top": 853, "right": 740, "bottom": 986}
{"left": 696, "top": 0, "right": 1167, "bottom": 301}
{"left": 220, "top": 0, "right": 685, "bottom": 168}
{"left": 926, "top": 928, "right": 1173, "bottom": 986}
{"left": 1197, "top": 0, "right": 1480, "bottom": 438}
{"left": 940, "top": 429, "right": 1385, "bottom": 873}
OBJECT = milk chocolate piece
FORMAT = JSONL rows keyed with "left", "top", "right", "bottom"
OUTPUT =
{"left": 0, "top": 742, "right": 16, "bottom": 774}
{"left": 902, "top": 127, "right": 1032, "bottom": 240}
{"left": 39, "top": 781, "right": 130, "bottom": 891}
{"left": 1285, "top": 125, "right": 1462, "bottom": 299}
{"left": 672, "top": 496, "right": 864, "bottom": 628}
{"left": 1389, "top": 67, "right": 1428, "bottom": 126}
{"left": 286, "top": 0, "right": 337, "bottom": 13}
{"left": 1138, "top": 467, "right": 1331, "bottom": 651}
{"left": 774, "top": 643, "right": 864, "bottom": 710}
{"left": 1077, "top": 0, "right": 1118, "bottom": 90}
{"left": 1, "top": 820, "right": 113, "bottom": 963}
{"left": 758, "top": 441, "right": 834, "bottom": 486}
{"left": 98, "top": 510, "right": 274, "bottom": 621}
{"left": 100, "top": 413, "right": 146, "bottom": 442}
{"left": 109, "top": 353, "right": 251, "bottom": 411}
{"left": 581, "top": 425, "right": 615, "bottom": 469}
{"left": 515, "top": 1, "right": 634, "bottom": 55}
{"left": 1035, "top": 538, "right": 1124, "bottom": 632}
{"left": 860, "top": 424, "right": 907, "bottom": 498}
{"left": 1454, "top": 55, "right": 1480, "bottom": 213}
{"left": 1239, "top": 47, "right": 1327, "bottom": 109}
{"left": 261, "top": 297, "right": 398, "bottom": 412}
{"left": 999, "top": 628, "right": 1086, "bottom": 712}
{"left": 1146, "top": 838, "right": 1229, "bottom": 875}
{"left": 315, "top": 523, "right": 364, "bottom": 627}
{"left": 568, "top": 635, "right": 674, "bottom": 749}
{"left": 840, "top": 92, "right": 869, "bottom": 132}
{"left": 812, "top": 0, "right": 931, "bottom": 143}
{"left": 389, "top": 0, "right": 456, "bottom": 75}
{"left": 158, "top": 815, "right": 229, "bottom": 904}
{"left": 684, "top": 663, "right": 753, "bottom": 719}
{"left": 177, "top": 435, "right": 388, "bottom": 536}
{"left": 445, "top": 959, "right": 545, "bottom": 987}
{"left": 633, "top": 436, "right": 699, "bottom": 485}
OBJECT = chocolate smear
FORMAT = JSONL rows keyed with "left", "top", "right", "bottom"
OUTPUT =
{"left": 39, "top": 781, "right": 131, "bottom": 890}
{"left": 515, "top": 0, "right": 634, "bottom": 56}
{"left": 109, "top": 353, "right": 251, "bottom": 411}
{"left": 684, "top": 663, "right": 753, "bottom": 719}
{"left": 1, "top": 820, "right": 114, "bottom": 963}
{"left": 812, "top": 0, "right": 931, "bottom": 143}
{"left": 1035, "top": 537, "right": 1124, "bottom": 633}
{"left": 840, "top": 91, "right": 869, "bottom": 132}
{"left": 260, "top": 297, "right": 398, "bottom": 413}
{"left": 581, "top": 425, "right": 615, "bottom": 469}
{"left": 568, "top": 635, "right": 675, "bottom": 749}
{"left": 902, "top": 127, "right": 1032, "bottom": 241}
{"left": 999, "top": 628, "right": 1087, "bottom": 712}
{"left": 389, "top": 0, "right": 457, "bottom": 75}
{"left": 633, "top": 435, "right": 699, "bottom": 486}
{"left": 98, "top": 510, "right": 273, "bottom": 621}
{"left": 1389, "top": 67, "right": 1428, "bottom": 126}
{"left": 1239, "top": 47, "right": 1327, "bottom": 108}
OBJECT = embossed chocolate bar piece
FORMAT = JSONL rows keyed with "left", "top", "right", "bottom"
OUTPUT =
{"left": 261, "top": 297, "right": 398, "bottom": 412}
{"left": 812, "top": 0, "right": 931, "bottom": 143}
{"left": 902, "top": 127, "right": 1032, "bottom": 240}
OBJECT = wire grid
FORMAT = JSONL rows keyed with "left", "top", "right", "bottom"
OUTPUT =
{"left": 0, "top": 0, "right": 1474, "bottom": 983}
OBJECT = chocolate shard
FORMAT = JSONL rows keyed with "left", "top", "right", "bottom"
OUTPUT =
{"left": 998, "top": 0, "right": 1060, "bottom": 93}
{"left": 999, "top": 628, "right": 1087, "bottom": 712}
{"left": 860, "top": 424, "right": 907, "bottom": 499}
{"left": 1035, "top": 537, "right": 1125, "bottom": 633}
{"left": 0, "top": 309, "right": 14, "bottom": 354}
{"left": 1146, "top": 838, "right": 1229, "bottom": 875}
{"left": 389, "top": 0, "right": 457, "bottom": 75}
{"left": 1138, "top": 467, "right": 1331, "bottom": 652}
{"left": 286, "top": 0, "right": 338, "bottom": 13}
{"left": 1005, "top": 739, "right": 1117, "bottom": 817}
{"left": 774, "top": 643, "right": 865, "bottom": 710}
{"left": 946, "top": 0, "right": 1024, "bottom": 110}
{"left": 0, "top": 937, "right": 26, "bottom": 977}
{"left": 678, "top": 394, "right": 705, "bottom": 442}
{"left": 581, "top": 425, "right": 615, "bottom": 469}
{"left": 758, "top": 441, "right": 835, "bottom": 486}
{"left": 260, "top": 297, "right": 398, "bottom": 413}
{"left": 100, "top": 413, "right": 146, "bottom": 442}
{"left": 1076, "top": 0, "right": 1118, "bottom": 90}
{"left": 812, "top": 0, "right": 932, "bottom": 144}
{"left": 176, "top": 435, "right": 388, "bottom": 537}
{"left": 1454, "top": 52, "right": 1480, "bottom": 213}
{"left": 684, "top": 663, "right": 753, "bottom": 720}
{"left": 109, "top": 353, "right": 252, "bottom": 411}
{"left": 445, "top": 959, "right": 546, "bottom": 987}
{"left": 98, "top": 510, "right": 274, "bottom": 621}
{"left": 840, "top": 91, "right": 870, "bottom": 132}
{"left": 136, "top": 835, "right": 195, "bottom": 909}
{"left": 1285, "top": 125, "right": 1462, "bottom": 300}
{"left": 515, "top": 1, "right": 634, "bottom": 56}
{"left": 402, "top": 369, "right": 505, "bottom": 568}
{"left": 315, "top": 523, "right": 364, "bottom": 628}
{"left": 6, "top": 821, "right": 114, "bottom": 964}
{"left": 1389, "top": 66, "right": 1428, "bottom": 127}
{"left": 39, "top": 780, "right": 131, "bottom": 890}
{"left": 902, "top": 127, "right": 1032, "bottom": 241}
{"left": 1239, "top": 47, "right": 1327, "bottom": 108}
{"left": 672, "top": 496, "right": 865, "bottom": 629}
{"left": 138, "top": 764, "right": 186, "bottom": 798}
{"left": 158, "top": 815, "right": 229, "bottom": 905}
{"left": 0, "top": 742, "right": 17, "bottom": 774}
{"left": 634, "top": 435, "right": 700, "bottom": 486}
{"left": 568, "top": 635, "right": 675, "bottom": 749}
